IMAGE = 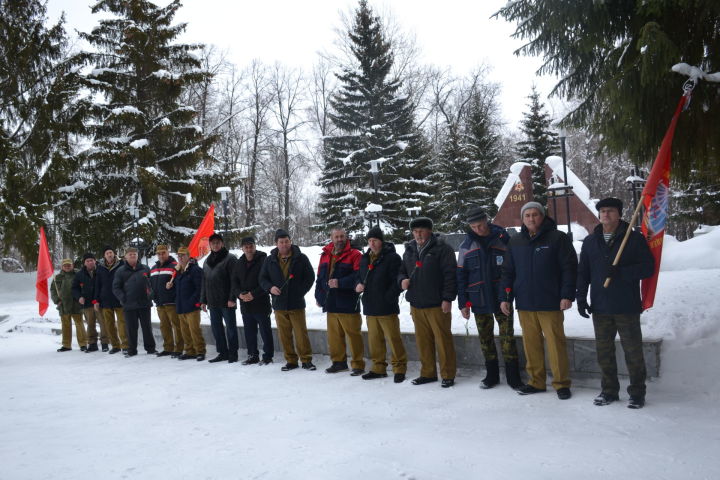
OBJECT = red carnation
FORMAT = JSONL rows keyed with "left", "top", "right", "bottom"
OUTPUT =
{"left": 368, "top": 264, "right": 374, "bottom": 270}
{"left": 415, "top": 261, "right": 422, "bottom": 268}
{"left": 465, "top": 301, "right": 472, "bottom": 308}
{"left": 289, "top": 274, "right": 294, "bottom": 279}
{"left": 505, "top": 287, "right": 512, "bottom": 294}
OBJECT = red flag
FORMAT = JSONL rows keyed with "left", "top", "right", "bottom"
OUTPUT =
{"left": 35, "top": 226, "right": 54, "bottom": 316}
{"left": 640, "top": 95, "right": 688, "bottom": 310}
{"left": 188, "top": 204, "right": 215, "bottom": 258}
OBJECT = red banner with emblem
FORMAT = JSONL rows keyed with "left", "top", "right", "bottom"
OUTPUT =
{"left": 36, "top": 226, "right": 54, "bottom": 316}
{"left": 188, "top": 204, "right": 215, "bottom": 259}
{"left": 640, "top": 95, "right": 687, "bottom": 310}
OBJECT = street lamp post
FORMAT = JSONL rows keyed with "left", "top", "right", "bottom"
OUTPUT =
{"left": 627, "top": 166, "right": 646, "bottom": 228}
{"left": 558, "top": 129, "right": 573, "bottom": 241}
{"left": 216, "top": 186, "right": 231, "bottom": 243}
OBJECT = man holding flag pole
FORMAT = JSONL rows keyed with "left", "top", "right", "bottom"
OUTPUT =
{"left": 577, "top": 81, "right": 692, "bottom": 409}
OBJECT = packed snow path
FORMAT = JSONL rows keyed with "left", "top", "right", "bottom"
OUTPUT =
{"left": 1, "top": 332, "right": 718, "bottom": 479}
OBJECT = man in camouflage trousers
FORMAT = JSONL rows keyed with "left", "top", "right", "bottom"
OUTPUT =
{"left": 457, "top": 207, "right": 522, "bottom": 390}
{"left": 51, "top": 259, "right": 87, "bottom": 352}
{"left": 577, "top": 197, "right": 654, "bottom": 409}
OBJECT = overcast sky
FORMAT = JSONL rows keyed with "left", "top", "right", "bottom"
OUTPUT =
{"left": 45, "top": 0, "right": 563, "bottom": 130}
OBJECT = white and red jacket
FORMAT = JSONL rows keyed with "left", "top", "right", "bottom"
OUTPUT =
{"left": 150, "top": 256, "right": 178, "bottom": 306}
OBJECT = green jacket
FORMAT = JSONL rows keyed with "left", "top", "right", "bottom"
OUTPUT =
{"left": 51, "top": 270, "right": 82, "bottom": 315}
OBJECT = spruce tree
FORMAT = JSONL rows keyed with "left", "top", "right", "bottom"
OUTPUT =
{"left": 0, "top": 0, "right": 86, "bottom": 263}
{"left": 428, "top": 125, "right": 475, "bottom": 232}
{"left": 497, "top": 0, "right": 720, "bottom": 179}
{"left": 516, "top": 86, "right": 558, "bottom": 205}
{"left": 317, "top": 0, "right": 425, "bottom": 238}
{"left": 465, "top": 89, "right": 503, "bottom": 217}
{"left": 63, "top": 0, "right": 221, "bottom": 253}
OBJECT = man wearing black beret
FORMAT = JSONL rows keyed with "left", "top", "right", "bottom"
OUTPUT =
{"left": 577, "top": 197, "right": 654, "bottom": 409}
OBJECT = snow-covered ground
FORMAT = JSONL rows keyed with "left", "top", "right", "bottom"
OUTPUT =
{"left": 1, "top": 227, "right": 719, "bottom": 478}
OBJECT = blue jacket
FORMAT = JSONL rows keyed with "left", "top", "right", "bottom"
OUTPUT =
{"left": 94, "top": 258, "right": 124, "bottom": 309}
{"left": 315, "top": 241, "right": 362, "bottom": 314}
{"left": 577, "top": 221, "right": 655, "bottom": 314}
{"left": 457, "top": 224, "right": 509, "bottom": 314}
{"left": 175, "top": 259, "right": 203, "bottom": 315}
{"left": 500, "top": 216, "right": 577, "bottom": 311}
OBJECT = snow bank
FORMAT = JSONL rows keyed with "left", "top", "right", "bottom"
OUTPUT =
{"left": 661, "top": 228, "right": 720, "bottom": 271}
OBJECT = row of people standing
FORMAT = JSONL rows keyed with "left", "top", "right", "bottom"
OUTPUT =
{"left": 51, "top": 196, "right": 653, "bottom": 408}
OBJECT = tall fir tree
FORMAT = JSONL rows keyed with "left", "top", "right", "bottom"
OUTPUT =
{"left": 497, "top": 0, "right": 720, "bottom": 179}
{"left": 62, "top": 0, "right": 222, "bottom": 253}
{"left": 516, "top": 86, "right": 558, "bottom": 205}
{"left": 317, "top": 0, "right": 426, "bottom": 238}
{"left": 464, "top": 88, "right": 504, "bottom": 217}
{"left": 0, "top": 0, "right": 86, "bottom": 264}
{"left": 428, "top": 87, "right": 503, "bottom": 232}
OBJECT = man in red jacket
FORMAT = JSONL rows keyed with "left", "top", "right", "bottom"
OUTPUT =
{"left": 315, "top": 228, "right": 365, "bottom": 376}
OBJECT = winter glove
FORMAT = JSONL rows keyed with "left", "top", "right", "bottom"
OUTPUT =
{"left": 577, "top": 300, "right": 593, "bottom": 319}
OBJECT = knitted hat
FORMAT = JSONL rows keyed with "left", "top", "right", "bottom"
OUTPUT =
{"left": 241, "top": 236, "right": 255, "bottom": 246}
{"left": 274, "top": 229, "right": 290, "bottom": 241}
{"left": 208, "top": 233, "right": 223, "bottom": 243}
{"left": 61, "top": 258, "right": 73, "bottom": 266}
{"left": 155, "top": 244, "right": 169, "bottom": 253}
{"left": 466, "top": 206, "right": 488, "bottom": 224}
{"left": 409, "top": 217, "right": 433, "bottom": 230}
{"left": 366, "top": 226, "right": 384, "bottom": 242}
{"left": 520, "top": 201, "right": 545, "bottom": 218}
{"left": 595, "top": 197, "right": 623, "bottom": 213}
{"left": 82, "top": 252, "right": 96, "bottom": 261}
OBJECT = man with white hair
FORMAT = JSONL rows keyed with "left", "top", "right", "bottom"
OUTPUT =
{"left": 500, "top": 202, "right": 577, "bottom": 400}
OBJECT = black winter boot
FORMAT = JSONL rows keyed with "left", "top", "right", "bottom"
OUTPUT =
{"left": 504, "top": 359, "right": 523, "bottom": 390}
{"left": 480, "top": 359, "right": 500, "bottom": 389}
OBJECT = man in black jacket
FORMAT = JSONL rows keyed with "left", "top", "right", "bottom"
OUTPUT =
{"left": 150, "top": 245, "right": 182, "bottom": 357}
{"left": 259, "top": 229, "right": 316, "bottom": 372}
{"left": 398, "top": 217, "right": 458, "bottom": 388}
{"left": 200, "top": 233, "right": 239, "bottom": 363}
{"left": 500, "top": 202, "right": 577, "bottom": 400}
{"left": 231, "top": 236, "right": 274, "bottom": 365}
{"left": 112, "top": 247, "right": 156, "bottom": 357}
{"left": 72, "top": 252, "right": 108, "bottom": 352}
{"left": 577, "top": 197, "right": 654, "bottom": 409}
{"left": 94, "top": 246, "right": 127, "bottom": 354}
{"left": 356, "top": 226, "right": 407, "bottom": 383}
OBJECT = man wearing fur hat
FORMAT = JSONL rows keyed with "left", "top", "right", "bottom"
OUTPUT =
{"left": 355, "top": 226, "right": 407, "bottom": 383}
{"left": 500, "top": 202, "right": 577, "bottom": 400}
{"left": 150, "top": 245, "right": 183, "bottom": 357}
{"left": 51, "top": 259, "right": 88, "bottom": 352}
{"left": 94, "top": 246, "right": 128, "bottom": 354}
{"left": 577, "top": 197, "right": 654, "bottom": 409}
{"left": 72, "top": 252, "right": 108, "bottom": 352}
{"left": 398, "top": 217, "right": 458, "bottom": 388}
{"left": 457, "top": 207, "right": 522, "bottom": 390}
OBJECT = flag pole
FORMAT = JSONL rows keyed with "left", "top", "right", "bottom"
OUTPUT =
{"left": 603, "top": 199, "right": 644, "bottom": 288}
